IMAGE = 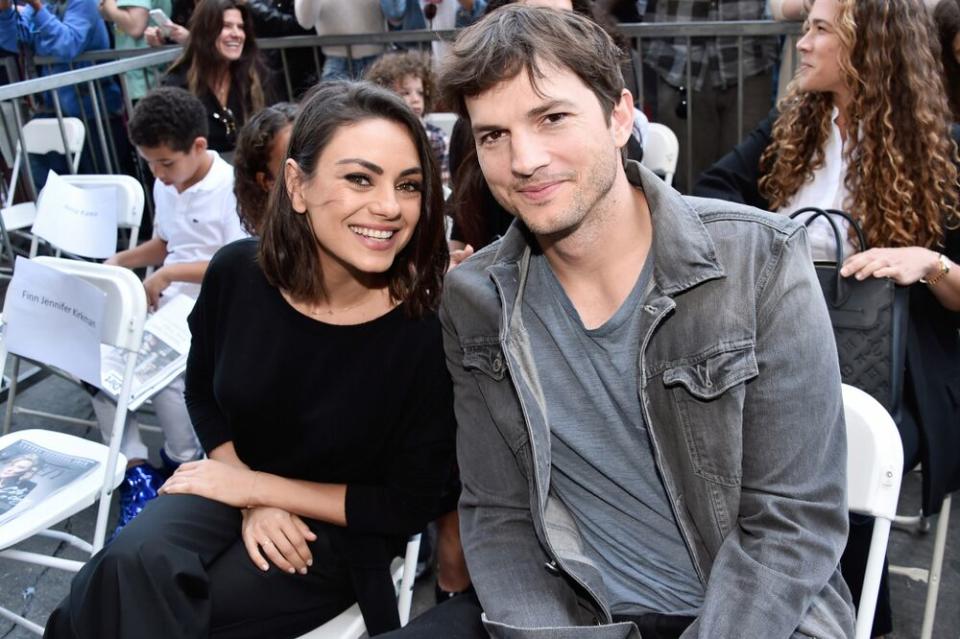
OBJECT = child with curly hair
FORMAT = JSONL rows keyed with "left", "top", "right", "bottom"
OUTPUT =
{"left": 367, "top": 50, "right": 450, "bottom": 185}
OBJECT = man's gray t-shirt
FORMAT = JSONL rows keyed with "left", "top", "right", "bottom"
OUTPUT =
{"left": 522, "top": 251, "right": 705, "bottom": 616}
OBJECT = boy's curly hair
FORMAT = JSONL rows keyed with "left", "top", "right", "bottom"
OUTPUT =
{"left": 365, "top": 51, "right": 437, "bottom": 113}
{"left": 129, "top": 87, "right": 208, "bottom": 152}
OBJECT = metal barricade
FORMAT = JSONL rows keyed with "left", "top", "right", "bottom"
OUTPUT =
{"left": 3, "top": 21, "right": 802, "bottom": 250}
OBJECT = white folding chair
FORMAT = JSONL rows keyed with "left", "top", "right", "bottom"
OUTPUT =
{"left": 1, "top": 118, "right": 86, "bottom": 244}
{"left": 889, "top": 478, "right": 951, "bottom": 639}
{"left": 640, "top": 122, "right": 679, "bottom": 187}
{"left": 842, "top": 384, "right": 904, "bottom": 639}
{"left": 28, "top": 174, "right": 146, "bottom": 258}
{"left": 0, "top": 257, "right": 146, "bottom": 634}
{"left": 296, "top": 533, "right": 422, "bottom": 639}
{"left": 423, "top": 112, "right": 457, "bottom": 141}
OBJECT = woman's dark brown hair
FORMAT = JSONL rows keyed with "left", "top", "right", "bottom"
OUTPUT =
{"left": 935, "top": 0, "right": 960, "bottom": 120}
{"left": 168, "top": 0, "right": 267, "bottom": 121}
{"left": 234, "top": 102, "right": 298, "bottom": 235}
{"left": 258, "top": 81, "right": 448, "bottom": 318}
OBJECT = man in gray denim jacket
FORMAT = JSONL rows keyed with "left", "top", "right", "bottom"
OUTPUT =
{"left": 425, "top": 6, "right": 855, "bottom": 639}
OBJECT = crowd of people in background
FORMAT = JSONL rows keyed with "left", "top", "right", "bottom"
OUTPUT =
{"left": 1, "top": 1, "right": 960, "bottom": 638}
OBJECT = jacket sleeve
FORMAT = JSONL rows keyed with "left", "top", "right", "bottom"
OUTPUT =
{"left": 692, "top": 111, "right": 777, "bottom": 210}
{"left": 683, "top": 226, "right": 852, "bottom": 638}
{"left": 439, "top": 290, "right": 593, "bottom": 630}
{"left": 246, "top": 0, "right": 310, "bottom": 37}
{"left": 0, "top": 7, "right": 23, "bottom": 54}
{"left": 29, "top": 0, "right": 100, "bottom": 60}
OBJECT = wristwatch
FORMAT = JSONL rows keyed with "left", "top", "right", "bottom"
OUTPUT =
{"left": 921, "top": 253, "right": 951, "bottom": 286}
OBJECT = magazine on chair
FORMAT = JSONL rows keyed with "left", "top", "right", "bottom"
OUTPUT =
{"left": 0, "top": 439, "right": 99, "bottom": 527}
{"left": 99, "top": 293, "right": 194, "bottom": 412}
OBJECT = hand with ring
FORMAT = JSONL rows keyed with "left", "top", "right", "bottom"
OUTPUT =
{"left": 241, "top": 506, "right": 317, "bottom": 573}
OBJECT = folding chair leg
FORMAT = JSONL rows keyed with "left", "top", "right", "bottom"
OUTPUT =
{"left": 855, "top": 518, "right": 891, "bottom": 639}
{"left": 0, "top": 605, "right": 44, "bottom": 635}
{"left": 3, "top": 355, "right": 20, "bottom": 435}
{"left": 920, "top": 493, "right": 951, "bottom": 639}
{"left": 92, "top": 349, "right": 138, "bottom": 553}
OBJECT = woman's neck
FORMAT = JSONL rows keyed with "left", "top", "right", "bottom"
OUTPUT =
{"left": 210, "top": 68, "right": 231, "bottom": 105}
{"left": 284, "top": 268, "right": 394, "bottom": 326}
{"left": 832, "top": 91, "right": 852, "bottom": 141}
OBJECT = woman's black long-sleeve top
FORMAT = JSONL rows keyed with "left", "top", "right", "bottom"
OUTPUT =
{"left": 184, "top": 239, "right": 458, "bottom": 536}
{"left": 694, "top": 116, "right": 960, "bottom": 515}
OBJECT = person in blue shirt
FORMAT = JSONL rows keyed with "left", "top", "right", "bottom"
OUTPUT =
{"left": 0, "top": 0, "right": 121, "bottom": 117}
{"left": 0, "top": 0, "right": 128, "bottom": 185}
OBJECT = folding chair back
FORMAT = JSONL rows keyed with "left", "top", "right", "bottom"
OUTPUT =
{"left": 32, "top": 256, "right": 147, "bottom": 351}
{"left": 57, "top": 175, "right": 146, "bottom": 251}
{"left": 0, "top": 257, "right": 146, "bottom": 634}
{"left": 296, "top": 534, "right": 422, "bottom": 639}
{"left": 842, "top": 384, "right": 904, "bottom": 639}
{"left": 640, "top": 122, "right": 679, "bottom": 187}
{"left": 1, "top": 119, "right": 87, "bottom": 263}
{"left": 4, "top": 118, "right": 86, "bottom": 206}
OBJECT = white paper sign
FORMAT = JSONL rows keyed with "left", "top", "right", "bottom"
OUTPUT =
{"left": 3, "top": 257, "right": 106, "bottom": 386}
{"left": 31, "top": 171, "right": 119, "bottom": 259}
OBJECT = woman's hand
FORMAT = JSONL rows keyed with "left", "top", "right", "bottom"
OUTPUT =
{"left": 241, "top": 506, "right": 317, "bottom": 574}
{"left": 447, "top": 244, "right": 474, "bottom": 272}
{"left": 840, "top": 246, "right": 939, "bottom": 285}
{"left": 159, "top": 459, "right": 257, "bottom": 507}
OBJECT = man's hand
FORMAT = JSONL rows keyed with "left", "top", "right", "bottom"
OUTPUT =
{"left": 0, "top": 0, "right": 13, "bottom": 13}
{"left": 241, "top": 507, "right": 317, "bottom": 574}
{"left": 840, "top": 246, "right": 939, "bottom": 286}
{"left": 142, "top": 268, "right": 170, "bottom": 310}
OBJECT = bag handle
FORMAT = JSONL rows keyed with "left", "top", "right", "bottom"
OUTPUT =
{"left": 789, "top": 206, "right": 869, "bottom": 306}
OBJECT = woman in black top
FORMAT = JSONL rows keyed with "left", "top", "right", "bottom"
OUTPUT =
{"left": 45, "top": 82, "right": 456, "bottom": 639}
{"left": 163, "top": 0, "right": 269, "bottom": 156}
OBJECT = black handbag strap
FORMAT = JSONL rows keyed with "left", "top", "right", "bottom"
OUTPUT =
{"left": 788, "top": 206, "right": 869, "bottom": 306}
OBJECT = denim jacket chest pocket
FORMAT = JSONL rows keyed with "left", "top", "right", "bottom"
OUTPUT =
{"left": 662, "top": 341, "right": 759, "bottom": 485}
{"left": 462, "top": 341, "right": 531, "bottom": 460}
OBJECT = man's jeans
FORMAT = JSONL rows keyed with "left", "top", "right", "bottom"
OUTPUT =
{"left": 321, "top": 55, "right": 379, "bottom": 81}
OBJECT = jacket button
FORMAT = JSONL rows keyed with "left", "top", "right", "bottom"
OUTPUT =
{"left": 644, "top": 304, "right": 657, "bottom": 313}
{"left": 492, "top": 356, "right": 503, "bottom": 373}
{"left": 544, "top": 560, "right": 560, "bottom": 575}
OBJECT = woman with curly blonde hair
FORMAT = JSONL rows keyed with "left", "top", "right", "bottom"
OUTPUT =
{"left": 696, "top": 0, "right": 960, "bottom": 634}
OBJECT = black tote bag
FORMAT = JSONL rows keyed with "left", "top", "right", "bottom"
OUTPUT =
{"left": 789, "top": 207, "right": 909, "bottom": 423}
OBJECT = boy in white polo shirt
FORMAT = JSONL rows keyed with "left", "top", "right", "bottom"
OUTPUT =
{"left": 90, "top": 87, "right": 247, "bottom": 535}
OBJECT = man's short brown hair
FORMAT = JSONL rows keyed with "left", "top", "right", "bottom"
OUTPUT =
{"left": 438, "top": 5, "right": 627, "bottom": 121}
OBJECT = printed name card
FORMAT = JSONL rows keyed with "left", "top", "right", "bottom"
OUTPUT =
{"left": 3, "top": 257, "right": 105, "bottom": 386}
{"left": 31, "top": 171, "right": 118, "bottom": 259}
